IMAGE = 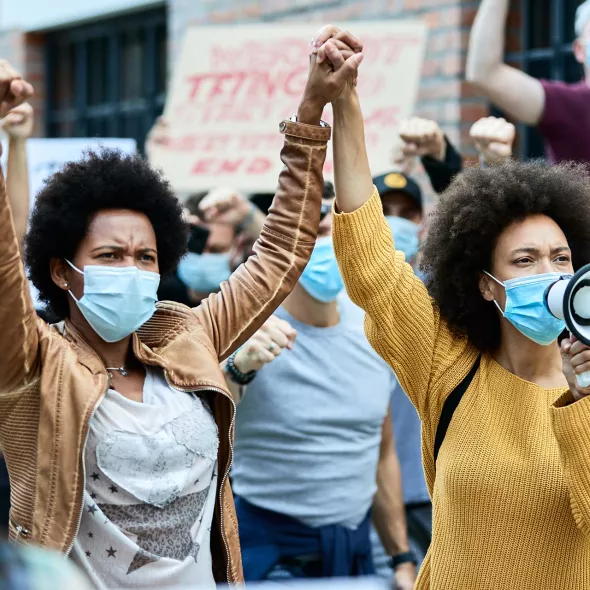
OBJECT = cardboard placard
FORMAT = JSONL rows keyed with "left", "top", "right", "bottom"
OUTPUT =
{"left": 150, "top": 22, "right": 427, "bottom": 194}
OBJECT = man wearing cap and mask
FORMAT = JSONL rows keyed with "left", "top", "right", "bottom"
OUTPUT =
{"left": 373, "top": 171, "right": 424, "bottom": 266}
{"left": 223, "top": 183, "right": 417, "bottom": 590}
{"left": 467, "top": 0, "right": 590, "bottom": 164}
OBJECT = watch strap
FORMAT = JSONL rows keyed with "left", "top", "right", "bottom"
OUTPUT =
{"left": 279, "top": 119, "right": 331, "bottom": 142}
{"left": 388, "top": 550, "right": 418, "bottom": 569}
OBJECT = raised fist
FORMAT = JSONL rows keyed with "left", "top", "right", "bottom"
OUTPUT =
{"left": 470, "top": 116, "right": 515, "bottom": 166}
{"left": 399, "top": 117, "right": 446, "bottom": 162}
{"left": 198, "top": 186, "right": 252, "bottom": 228}
{"left": 232, "top": 315, "right": 297, "bottom": 374}
{"left": 1, "top": 102, "right": 34, "bottom": 140}
{"left": 0, "top": 60, "right": 33, "bottom": 120}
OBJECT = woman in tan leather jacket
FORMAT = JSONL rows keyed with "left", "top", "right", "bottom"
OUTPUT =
{"left": 0, "top": 31, "right": 363, "bottom": 589}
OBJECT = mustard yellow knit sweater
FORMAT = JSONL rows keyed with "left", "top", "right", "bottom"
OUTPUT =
{"left": 333, "top": 189, "right": 590, "bottom": 590}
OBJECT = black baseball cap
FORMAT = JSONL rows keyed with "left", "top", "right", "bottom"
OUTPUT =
{"left": 372, "top": 171, "right": 423, "bottom": 212}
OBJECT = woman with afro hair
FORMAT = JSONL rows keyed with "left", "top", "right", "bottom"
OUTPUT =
{"left": 0, "top": 36, "right": 364, "bottom": 590}
{"left": 317, "top": 29, "right": 590, "bottom": 590}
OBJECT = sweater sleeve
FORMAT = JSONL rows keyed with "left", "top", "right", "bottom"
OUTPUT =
{"left": 332, "top": 187, "right": 471, "bottom": 419}
{"left": 551, "top": 391, "right": 590, "bottom": 536}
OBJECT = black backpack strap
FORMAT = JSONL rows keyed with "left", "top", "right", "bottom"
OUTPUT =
{"left": 434, "top": 355, "right": 482, "bottom": 466}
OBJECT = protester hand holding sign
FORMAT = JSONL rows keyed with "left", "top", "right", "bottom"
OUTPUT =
{"left": 470, "top": 116, "right": 515, "bottom": 166}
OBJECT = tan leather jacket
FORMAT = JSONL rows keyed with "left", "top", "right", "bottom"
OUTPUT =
{"left": 0, "top": 120, "right": 330, "bottom": 585}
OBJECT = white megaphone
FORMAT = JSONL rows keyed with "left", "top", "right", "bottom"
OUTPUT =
{"left": 546, "top": 264, "right": 590, "bottom": 388}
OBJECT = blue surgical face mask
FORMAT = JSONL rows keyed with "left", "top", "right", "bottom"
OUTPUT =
{"left": 66, "top": 260, "right": 160, "bottom": 343}
{"left": 386, "top": 216, "right": 420, "bottom": 261}
{"left": 299, "top": 236, "right": 344, "bottom": 303}
{"left": 586, "top": 40, "right": 590, "bottom": 67}
{"left": 485, "top": 271, "right": 571, "bottom": 346}
{"left": 177, "top": 252, "right": 231, "bottom": 294}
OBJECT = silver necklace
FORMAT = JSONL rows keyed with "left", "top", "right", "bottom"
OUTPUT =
{"left": 106, "top": 366, "right": 128, "bottom": 377}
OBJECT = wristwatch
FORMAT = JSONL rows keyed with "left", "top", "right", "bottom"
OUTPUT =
{"left": 225, "top": 351, "right": 257, "bottom": 386}
{"left": 388, "top": 550, "right": 418, "bottom": 570}
{"left": 289, "top": 114, "right": 329, "bottom": 127}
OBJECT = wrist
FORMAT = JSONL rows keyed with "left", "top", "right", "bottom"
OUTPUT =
{"left": 297, "top": 98, "right": 325, "bottom": 125}
{"left": 233, "top": 350, "right": 254, "bottom": 375}
{"left": 226, "top": 351, "right": 257, "bottom": 385}
{"left": 8, "top": 136, "right": 27, "bottom": 146}
{"left": 432, "top": 134, "right": 446, "bottom": 162}
{"left": 332, "top": 90, "right": 360, "bottom": 114}
{"left": 389, "top": 550, "right": 417, "bottom": 570}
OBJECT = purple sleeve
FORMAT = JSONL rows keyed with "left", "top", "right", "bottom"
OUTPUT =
{"left": 539, "top": 79, "right": 584, "bottom": 132}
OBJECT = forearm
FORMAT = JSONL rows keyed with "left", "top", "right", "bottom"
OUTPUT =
{"left": 220, "top": 359, "right": 245, "bottom": 403}
{"left": 466, "top": 0, "right": 509, "bottom": 83}
{"left": 6, "top": 137, "right": 29, "bottom": 247}
{"left": 0, "top": 166, "right": 39, "bottom": 392}
{"left": 195, "top": 115, "right": 328, "bottom": 361}
{"left": 332, "top": 92, "right": 374, "bottom": 213}
{"left": 373, "top": 452, "right": 410, "bottom": 555}
{"left": 422, "top": 137, "right": 462, "bottom": 194}
{"left": 551, "top": 392, "right": 590, "bottom": 535}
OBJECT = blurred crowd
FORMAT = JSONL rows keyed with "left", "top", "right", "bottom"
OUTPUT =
{"left": 1, "top": 1, "right": 590, "bottom": 589}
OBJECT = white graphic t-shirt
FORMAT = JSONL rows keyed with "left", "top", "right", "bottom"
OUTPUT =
{"left": 71, "top": 367, "right": 219, "bottom": 590}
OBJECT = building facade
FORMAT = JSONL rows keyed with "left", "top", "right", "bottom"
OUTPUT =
{"left": 0, "top": 0, "right": 580, "bottom": 160}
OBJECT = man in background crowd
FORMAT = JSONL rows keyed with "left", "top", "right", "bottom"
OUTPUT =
{"left": 467, "top": 0, "right": 590, "bottom": 164}
{"left": 157, "top": 187, "right": 265, "bottom": 306}
{"left": 221, "top": 186, "right": 417, "bottom": 590}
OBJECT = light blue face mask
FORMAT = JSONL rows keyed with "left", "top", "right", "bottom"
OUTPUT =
{"left": 586, "top": 40, "right": 590, "bottom": 67}
{"left": 66, "top": 260, "right": 160, "bottom": 343}
{"left": 485, "top": 271, "right": 571, "bottom": 346}
{"left": 386, "top": 216, "right": 420, "bottom": 261}
{"left": 177, "top": 252, "right": 232, "bottom": 294}
{"left": 299, "top": 236, "right": 344, "bottom": 303}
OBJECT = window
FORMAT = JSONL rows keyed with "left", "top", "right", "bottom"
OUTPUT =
{"left": 45, "top": 7, "right": 167, "bottom": 152}
{"left": 506, "top": 0, "right": 581, "bottom": 158}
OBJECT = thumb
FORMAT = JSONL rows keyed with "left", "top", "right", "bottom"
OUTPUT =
{"left": 402, "top": 143, "right": 419, "bottom": 157}
{"left": 488, "top": 142, "right": 511, "bottom": 158}
{"left": 561, "top": 338, "right": 572, "bottom": 355}
{"left": 332, "top": 52, "right": 364, "bottom": 86}
{"left": 1, "top": 112, "right": 24, "bottom": 127}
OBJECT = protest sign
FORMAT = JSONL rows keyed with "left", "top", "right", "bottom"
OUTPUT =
{"left": 0, "top": 137, "right": 137, "bottom": 207}
{"left": 150, "top": 22, "right": 427, "bottom": 194}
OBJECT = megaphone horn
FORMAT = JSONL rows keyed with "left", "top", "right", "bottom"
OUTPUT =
{"left": 546, "top": 263, "right": 590, "bottom": 388}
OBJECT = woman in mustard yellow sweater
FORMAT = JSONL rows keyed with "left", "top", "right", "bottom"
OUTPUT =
{"left": 318, "top": 34, "right": 590, "bottom": 590}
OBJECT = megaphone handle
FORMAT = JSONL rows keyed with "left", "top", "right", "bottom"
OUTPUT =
{"left": 577, "top": 371, "right": 590, "bottom": 389}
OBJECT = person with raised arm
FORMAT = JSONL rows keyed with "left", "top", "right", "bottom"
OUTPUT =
{"left": 316, "top": 27, "right": 590, "bottom": 590}
{"left": 466, "top": 0, "right": 590, "bottom": 164}
{"left": 0, "top": 35, "right": 362, "bottom": 589}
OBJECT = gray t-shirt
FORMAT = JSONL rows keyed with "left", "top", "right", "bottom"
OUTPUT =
{"left": 232, "top": 294, "right": 393, "bottom": 529}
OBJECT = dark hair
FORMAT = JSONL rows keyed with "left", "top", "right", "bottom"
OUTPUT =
{"left": 25, "top": 148, "right": 188, "bottom": 319}
{"left": 420, "top": 160, "right": 590, "bottom": 351}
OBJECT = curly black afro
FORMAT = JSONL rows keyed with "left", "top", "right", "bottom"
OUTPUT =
{"left": 420, "top": 160, "right": 590, "bottom": 352}
{"left": 25, "top": 148, "right": 188, "bottom": 319}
